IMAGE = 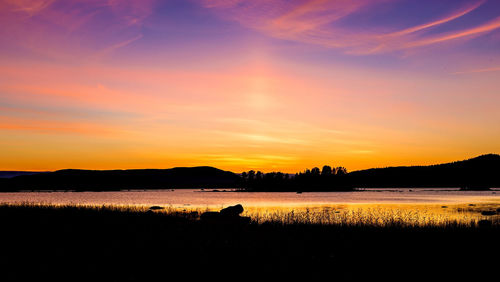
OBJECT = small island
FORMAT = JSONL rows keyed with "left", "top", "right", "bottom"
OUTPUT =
{"left": 460, "top": 185, "right": 491, "bottom": 191}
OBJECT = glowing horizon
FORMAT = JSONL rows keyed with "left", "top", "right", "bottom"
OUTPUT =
{"left": 1, "top": 0, "right": 499, "bottom": 173}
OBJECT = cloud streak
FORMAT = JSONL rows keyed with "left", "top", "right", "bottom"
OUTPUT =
{"left": 3, "top": 0, "right": 55, "bottom": 15}
{"left": 199, "top": 0, "right": 497, "bottom": 54}
{"left": 452, "top": 66, "right": 500, "bottom": 75}
{"left": 0, "top": 0, "right": 154, "bottom": 60}
{"left": 383, "top": 1, "right": 485, "bottom": 37}
{"left": 404, "top": 16, "right": 500, "bottom": 49}
{"left": 1, "top": 0, "right": 499, "bottom": 171}
{"left": 92, "top": 34, "right": 144, "bottom": 59}
{"left": 0, "top": 115, "right": 120, "bottom": 136}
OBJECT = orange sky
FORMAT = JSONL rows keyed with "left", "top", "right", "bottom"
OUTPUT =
{"left": 1, "top": 0, "right": 500, "bottom": 172}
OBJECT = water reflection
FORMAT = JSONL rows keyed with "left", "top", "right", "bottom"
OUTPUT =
{"left": 242, "top": 203, "right": 500, "bottom": 226}
{"left": 1, "top": 188, "right": 499, "bottom": 207}
{"left": 1, "top": 188, "right": 498, "bottom": 226}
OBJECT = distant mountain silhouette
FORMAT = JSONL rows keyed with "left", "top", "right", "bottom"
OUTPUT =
{"left": 348, "top": 154, "right": 500, "bottom": 189}
{"left": 0, "top": 167, "right": 240, "bottom": 191}
{"left": 0, "top": 171, "right": 45, "bottom": 178}
{"left": 1, "top": 154, "right": 499, "bottom": 191}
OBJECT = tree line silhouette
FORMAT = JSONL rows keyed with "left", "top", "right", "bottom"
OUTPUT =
{"left": 239, "top": 165, "right": 353, "bottom": 191}
{"left": 1, "top": 154, "right": 499, "bottom": 191}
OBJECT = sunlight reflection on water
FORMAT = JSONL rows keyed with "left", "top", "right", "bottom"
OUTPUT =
{"left": 1, "top": 188, "right": 498, "bottom": 225}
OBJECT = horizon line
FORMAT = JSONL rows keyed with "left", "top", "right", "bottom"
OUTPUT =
{"left": 1, "top": 153, "right": 498, "bottom": 174}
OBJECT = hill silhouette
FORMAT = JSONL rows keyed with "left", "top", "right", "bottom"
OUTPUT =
{"left": 1, "top": 154, "right": 499, "bottom": 191}
{"left": 0, "top": 167, "right": 240, "bottom": 191}
{"left": 348, "top": 154, "right": 500, "bottom": 189}
{"left": 0, "top": 171, "right": 44, "bottom": 178}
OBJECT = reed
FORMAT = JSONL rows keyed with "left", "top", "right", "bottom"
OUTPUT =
{"left": 0, "top": 202, "right": 498, "bottom": 281}
{"left": 247, "top": 207, "right": 493, "bottom": 227}
{"left": 1, "top": 202, "right": 497, "bottom": 227}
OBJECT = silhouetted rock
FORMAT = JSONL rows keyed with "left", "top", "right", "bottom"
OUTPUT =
{"left": 200, "top": 204, "right": 249, "bottom": 224}
{"left": 149, "top": 206, "right": 164, "bottom": 210}
{"left": 480, "top": 210, "right": 496, "bottom": 216}
{"left": 220, "top": 204, "right": 243, "bottom": 217}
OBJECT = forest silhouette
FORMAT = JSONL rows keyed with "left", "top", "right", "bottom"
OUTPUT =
{"left": 0, "top": 154, "right": 499, "bottom": 191}
{"left": 240, "top": 165, "right": 351, "bottom": 191}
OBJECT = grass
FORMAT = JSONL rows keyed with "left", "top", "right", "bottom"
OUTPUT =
{"left": 246, "top": 202, "right": 500, "bottom": 227}
{"left": 4, "top": 202, "right": 498, "bottom": 227}
{"left": 0, "top": 203, "right": 498, "bottom": 281}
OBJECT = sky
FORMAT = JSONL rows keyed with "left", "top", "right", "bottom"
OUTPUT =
{"left": 1, "top": 0, "right": 500, "bottom": 172}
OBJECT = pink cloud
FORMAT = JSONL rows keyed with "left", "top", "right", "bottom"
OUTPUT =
{"left": 453, "top": 66, "right": 500, "bottom": 75}
{"left": 2, "top": 0, "right": 55, "bottom": 15}
{"left": 199, "top": 0, "right": 496, "bottom": 54}
{"left": 0, "top": 0, "right": 155, "bottom": 60}
{"left": 405, "top": 16, "right": 500, "bottom": 48}
{"left": 200, "top": 0, "right": 385, "bottom": 48}
{"left": 0, "top": 115, "right": 122, "bottom": 136}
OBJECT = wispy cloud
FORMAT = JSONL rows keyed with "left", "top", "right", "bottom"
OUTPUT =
{"left": 452, "top": 66, "right": 500, "bottom": 75}
{"left": 4, "top": 0, "right": 55, "bottom": 16}
{"left": 403, "top": 16, "right": 500, "bottom": 49}
{"left": 200, "top": 0, "right": 384, "bottom": 49}
{"left": 0, "top": 115, "right": 121, "bottom": 136}
{"left": 199, "top": 0, "right": 497, "bottom": 54}
{"left": 0, "top": 0, "right": 154, "bottom": 60}
{"left": 92, "top": 34, "right": 143, "bottom": 59}
{"left": 383, "top": 1, "right": 485, "bottom": 37}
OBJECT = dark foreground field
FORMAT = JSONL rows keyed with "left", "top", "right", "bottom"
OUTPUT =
{"left": 1, "top": 205, "right": 498, "bottom": 281}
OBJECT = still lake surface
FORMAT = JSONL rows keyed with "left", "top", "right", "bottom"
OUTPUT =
{"left": 0, "top": 188, "right": 498, "bottom": 208}
{"left": 1, "top": 188, "right": 499, "bottom": 225}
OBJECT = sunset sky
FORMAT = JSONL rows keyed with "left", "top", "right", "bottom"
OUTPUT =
{"left": 1, "top": 0, "right": 500, "bottom": 172}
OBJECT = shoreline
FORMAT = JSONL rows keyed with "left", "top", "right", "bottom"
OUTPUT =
{"left": 0, "top": 204, "right": 498, "bottom": 280}
{"left": 1, "top": 187, "right": 499, "bottom": 193}
{"left": 1, "top": 202, "right": 499, "bottom": 226}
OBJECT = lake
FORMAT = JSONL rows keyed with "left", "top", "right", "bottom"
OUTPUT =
{"left": 1, "top": 188, "right": 498, "bottom": 207}
{"left": 1, "top": 188, "right": 499, "bottom": 225}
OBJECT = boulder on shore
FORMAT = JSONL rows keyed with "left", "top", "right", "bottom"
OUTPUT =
{"left": 220, "top": 204, "right": 244, "bottom": 217}
{"left": 200, "top": 204, "right": 250, "bottom": 224}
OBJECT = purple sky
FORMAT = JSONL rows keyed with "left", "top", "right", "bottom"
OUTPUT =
{"left": 1, "top": 0, "right": 499, "bottom": 172}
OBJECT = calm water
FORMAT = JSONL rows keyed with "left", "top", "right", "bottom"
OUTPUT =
{"left": 1, "top": 188, "right": 499, "bottom": 225}
{"left": 0, "top": 188, "right": 498, "bottom": 208}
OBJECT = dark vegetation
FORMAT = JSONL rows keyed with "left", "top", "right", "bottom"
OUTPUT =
{"left": 1, "top": 154, "right": 499, "bottom": 192}
{"left": 0, "top": 204, "right": 497, "bottom": 281}
{"left": 349, "top": 154, "right": 500, "bottom": 189}
{"left": 0, "top": 166, "right": 239, "bottom": 191}
{"left": 240, "top": 165, "right": 352, "bottom": 191}
{"left": 0, "top": 171, "right": 44, "bottom": 178}
{"left": 237, "top": 154, "right": 500, "bottom": 190}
